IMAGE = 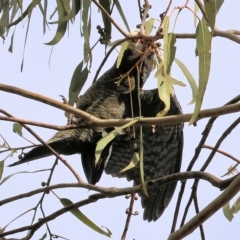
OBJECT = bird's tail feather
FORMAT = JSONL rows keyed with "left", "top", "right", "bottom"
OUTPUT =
{"left": 8, "top": 133, "right": 81, "bottom": 167}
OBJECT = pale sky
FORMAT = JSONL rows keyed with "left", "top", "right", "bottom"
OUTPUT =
{"left": 1, "top": 1, "right": 240, "bottom": 239}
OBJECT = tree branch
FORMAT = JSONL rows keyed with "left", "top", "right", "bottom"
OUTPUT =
{"left": 180, "top": 117, "right": 240, "bottom": 227}
{"left": 203, "top": 144, "right": 240, "bottom": 165}
{"left": 171, "top": 94, "right": 240, "bottom": 232}
{"left": 0, "top": 170, "right": 238, "bottom": 238}
{"left": 168, "top": 174, "right": 240, "bottom": 240}
{"left": 0, "top": 171, "right": 237, "bottom": 207}
{"left": 0, "top": 171, "right": 238, "bottom": 238}
{"left": 1, "top": 84, "right": 240, "bottom": 128}
{"left": 0, "top": 114, "right": 79, "bottom": 131}
{"left": 0, "top": 109, "right": 83, "bottom": 183}
{"left": 121, "top": 194, "right": 137, "bottom": 240}
{"left": 174, "top": 28, "right": 240, "bottom": 44}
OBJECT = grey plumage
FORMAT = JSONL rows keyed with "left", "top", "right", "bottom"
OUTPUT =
{"left": 104, "top": 89, "right": 183, "bottom": 222}
{"left": 8, "top": 43, "right": 183, "bottom": 222}
{"left": 8, "top": 43, "right": 154, "bottom": 184}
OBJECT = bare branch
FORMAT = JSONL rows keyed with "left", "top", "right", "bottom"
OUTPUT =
{"left": 121, "top": 194, "right": 137, "bottom": 240}
{"left": 193, "top": 194, "right": 205, "bottom": 240}
{"left": 0, "top": 170, "right": 238, "bottom": 238}
{"left": 0, "top": 114, "right": 79, "bottom": 131}
{"left": 174, "top": 28, "right": 240, "bottom": 44}
{"left": 0, "top": 171, "right": 237, "bottom": 207}
{"left": 1, "top": 84, "right": 240, "bottom": 128}
{"left": 171, "top": 94, "right": 240, "bottom": 232}
{"left": 203, "top": 144, "right": 240, "bottom": 165}
{"left": 0, "top": 109, "right": 83, "bottom": 183}
{"left": 180, "top": 117, "right": 240, "bottom": 227}
{"left": 0, "top": 171, "right": 238, "bottom": 238}
{"left": 168, "top": 174, "right": 240, "bottom": 240}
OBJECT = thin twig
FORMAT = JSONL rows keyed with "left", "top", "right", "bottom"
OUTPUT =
{"left": 38, "top": 158, "right": 59, "bottom": 239}
{"left": 121, "top": 194, "right": 137, "bottom": 240}
{"left": 140, "top": 0, "right": 150, "bottom": 34}
{"left": 0, "top": 109, "right": 83, "bottom": 183}
{"left": 168, "top": 174, "right": 240, "bottom": 240}
{"left": 0, "top": 115, "right": 80, "bottom": 131}
{"left": 0, "top": 171, "right": 237, "bottom": 207}
{"left": 203, "top": 144, "right": 240, "bottom": 165}
{"left": 0, "top": 171, "right": 238, "bottom": 238}
{"left": 193, "top": 194, "right": 205, "bottom": 240}
{"left": 137, "top": 0, "right": 142, "bottom": 19}
{"left": 180, "top": 117, "right": 240, "bottom": 227}
{"left": 171, "top": 94, "right": 240, "bottom": 233}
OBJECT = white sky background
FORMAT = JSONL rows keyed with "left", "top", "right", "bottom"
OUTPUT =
{"left": 1, "top": 0, "right": 240, "bottom": 239}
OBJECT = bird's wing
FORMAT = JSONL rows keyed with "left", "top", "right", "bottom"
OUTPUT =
{"left": 8, "top": 43, "right": 155, "bottom": 188}
{"left": 104, "top": 89, "right": 184, "bottom": 222}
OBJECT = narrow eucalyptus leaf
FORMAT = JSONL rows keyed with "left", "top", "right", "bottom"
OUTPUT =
{"left": 13, "top": 123, "right": 22, "bottom": 136}
{"left": 45, "top": 0, "right": 67, "bottom": 45}
{"left": 60, "top": 198, "right": 112, "bottom": 237}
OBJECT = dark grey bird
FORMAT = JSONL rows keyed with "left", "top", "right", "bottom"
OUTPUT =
{"left": 8, "top": 42, "right": 183, "bottom": 222}
{"left": 104, "top": 89, "right": 183, "bottom": 222}
{"left": 8, "top": 42, "right": 155, "bottom": 185}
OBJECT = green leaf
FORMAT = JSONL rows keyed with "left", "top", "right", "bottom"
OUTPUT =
{"left": 60, "top": 198, "right": 112, "bottom": 237}
{"left": 0, "top": 160, "right": 4, "bottom": 181}
{"left": 215, "top": 0, "right": 224, "bottom": 13}
{"left": 68, "top": 62, "right": 89, "bottom": 106}
{"left": 230, "top": 197, "right": 240, "bottom": 214}
{"left": 157, "top": 81, "right": 171, "bottom": 117}
{"left": 39, "top": 231, "right": 47, "bottom": 240}
{"left": 45, "top": 0, "right": 67, "bottom": 45}
{"left": 8, "top": 0, "right": 40, "bottom": 28}
{"left": 13, "top": 123, "right": 23, "bottom": 136}
{"left": 0, "top": 170, "right": 49, "bottom": 185}
{"left": 38, "top": 2, "right": 48, "bottom": 34}
{"left": 166, "top": 33, "right": 176, "bottom": 74}
{"left": 223, "top": 202, "right": 234, "bottom": 222}
{"left": 175, "top": 58, "right": 198, "bottom": 104}
{"left": 163, "top": 16, "right": 170, "bottom": 73}
{"left": 95, "top": 118, "right": 141, "bottom": 165}
{"left": 120, "top": 152, "right": 139, "bottom": 172}
{"left": 116, "top": 41, "right": 129, "bottom": 68}
{"left": 8, "top": 27, "right": 16, "bottom": 53}
{"left": 189, "top": 21, "right": 211, "bottom": 125}
{"left": 154, "top": 62, "right": 184, "bottom": 116}
{"left": 114, "top": 0, "right": 130, "bottom": 32}
{"left": 144, "top": 18, "right": 154, "bottom": 35}
{"left": 99, "top": 0, "right": 111, "bottom": 44}
{"left": 203, "top": 0, "right": 216, "bottom": 31}
{"left": 194, "top": 2, "right": 200, "bottom": 27}
{"left": 20, "top": 10, "right": 32, "bottom": 72}
{"left": 16, "top": 0, "right": 23, "bottom": 9}
{"left": 48, "top": 0, "right": 80, "bottom": 24}
{"left": 155, "top": 68, "right": 185, "bottom": 87}
{"left": 62, "top": 0, "right": 72, "bottom": 15}
{"left": 139, "top": 126, "right": 148, "bottom": 196}
{"left": 0, "top": 1, "right": 10, "bottom": 36}
{"left": 155, "top": 65, "right": 171, "bottom": 117}
{"left": 82, "top": 0, "right": 91, "bottom": 61}
{"left": 162, "top": 20, "right": 177, "bottom": 76}
{"left": 72, "top": 0, "right": 81, "bottom": 16}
